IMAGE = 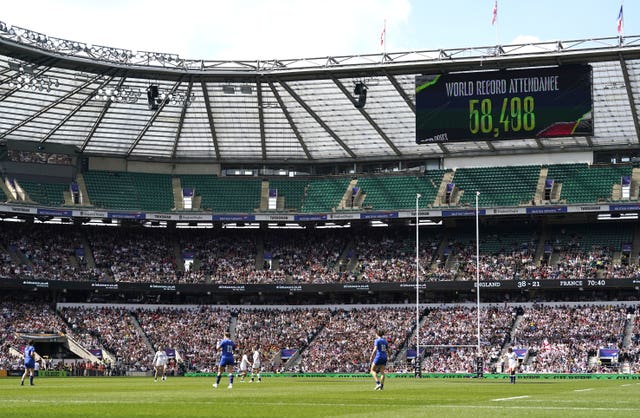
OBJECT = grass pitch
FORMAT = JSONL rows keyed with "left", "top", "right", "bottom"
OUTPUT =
{"left": 1, "top": 376, "right": 640, "bottom": 417}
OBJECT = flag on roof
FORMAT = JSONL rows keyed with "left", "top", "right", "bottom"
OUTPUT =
{"left": 617, "top": 5, "right": 624, "bottom": 35}
{"left": 492, "top": 1, "right": 498, "bottom": 25}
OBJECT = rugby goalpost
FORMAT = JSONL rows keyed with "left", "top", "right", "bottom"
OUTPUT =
{"left": 414, "top": 192, "right": 483, "bottom": 378}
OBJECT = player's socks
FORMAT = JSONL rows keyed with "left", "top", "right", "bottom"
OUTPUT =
{"left": 20, "top": 381, "right": 24, "bottom": 386}
{"left": 215, "top": 374, "right": 222, "bottom": 385}
{"left": 229, "top": 374, "right": 234, "bottom": 385}
{"left": 29, "top": 376, "right": 34, "bottom": 385}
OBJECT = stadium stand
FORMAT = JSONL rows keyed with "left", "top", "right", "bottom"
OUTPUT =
{"left": 296, "top": 307, "right": 415, "bottom": 373}
{"left": 3, "top": 20, "right": 640, "bottom": 381}
{"left": 2, "top": 221, "right": 640, "bottom": 285}
{"left": 10, "top": 163, "right": 638, "bottom": 213}
{"left": 179, "top": 175, "right": 262, "bottom": 212}
{"left": 512, "top": 304, "right": 627, "bottom": 373}
{"left": 356, "top": 171, "right": 446, "bottom": 210}
{"left": 136, "top": 307, "right": 231, "bottom": 373}
{"left": 60, "top": 306, "right": 152, "bottom": 372}
{"left": 546, "top": 164, "right": 634, "bottom": 204}
{"left": 83, "top": 171, "right": 173, "bottom": 211}
{"left": 15, "top": 180, "right": 68, "bottom": 206}
{"left": 450, "top": 165, "right": 541, "bottom": 207}
{"left": 300, "top": 177, "right": 351, "bottom": 212}
{"left": 267, "top": 178, "right": 308, "bottom": 211}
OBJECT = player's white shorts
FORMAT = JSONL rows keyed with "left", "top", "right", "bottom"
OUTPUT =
{"left": 155, "top": 361, "right": 167, "bottom": 368}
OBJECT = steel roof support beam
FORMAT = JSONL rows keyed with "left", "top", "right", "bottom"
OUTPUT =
{"left": 279, "top": 80, "right": 356, "bottom": 159}
{"left": 585, "top": 136, "right": 594, "bottom": 147}
{"left": 386, "top": 72, "right": 416, "bottom": 114}
{"left": 80, "top": 76, "right": 127, "bottom": 152}
{"left": 267, "top": 81, "right": 312, "bottom": 160}
{"left": 386, "top": 72, "right": 449, "bottom": 155}
{"left": 200, "top": 80, "right": 221, "bottom": 160}
{"left": 41, "top": 74, "right": 116, "bottom": 143}
{"left": 126, "top": 78, "right": 183, "bottom": 157}
{"left": 620, "top": 54, "right": 640, "bottom": 144}
{"left": 256, "top": 79, "right": 267, "bottom": 160}
{"left": 171, "top": 78, "right": 193, "bottom": 159}
{"left": 0, "top": 72, "right": 103, "bottom": 139}
{"left": 332, "top": 77, "right": 402, "bottom": 156}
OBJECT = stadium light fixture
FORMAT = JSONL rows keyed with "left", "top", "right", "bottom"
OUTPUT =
{"left": 7, "top": 60, "right": 59, "bottom": 92}
{"left": 95, "top": 85, "right": 194, "bottom": 107}
{"left": 98, "top": 87, "right": 142, "bottom": 104}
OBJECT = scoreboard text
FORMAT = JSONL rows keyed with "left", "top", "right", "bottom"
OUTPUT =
{"left": 416, "top": 65, "right": 593, "bottom": 143}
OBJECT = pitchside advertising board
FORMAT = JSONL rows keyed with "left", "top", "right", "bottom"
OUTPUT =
{"left": 3, "top": 278, "right": 640, "bottom": 293}
{"left": 416, "top": 65, "right": 593, "bottom": 143}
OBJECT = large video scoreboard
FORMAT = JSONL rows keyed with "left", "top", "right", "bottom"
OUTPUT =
{"left": 416, "top": 65, "right": 593, "bottom": 144}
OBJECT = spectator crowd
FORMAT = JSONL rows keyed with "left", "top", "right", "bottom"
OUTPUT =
{"left": 0, "top": 302, "right": 639, "bottom": 374}
{"left": 3, "top": 222, "right": 640, "bottom": 286}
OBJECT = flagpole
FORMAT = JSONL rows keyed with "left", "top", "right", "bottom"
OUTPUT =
{"left": 382, "top": 19, "right": 387, "bottom": 55}
{"left": 618, "top": 1, "right": 624, "bottom": 45}
{"left": 492, "top": 0, "right": 499, "bottom": 46}
{"left": 495, "top": 4, "right": 499, "bottom": 45}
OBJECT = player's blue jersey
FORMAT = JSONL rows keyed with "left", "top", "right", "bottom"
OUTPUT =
{"left": 24, "top": 345, "right": 35, "bottom": 362}
{"left": 24, "top": 345, "right": 35, "bottom": 366}
{"left": 373, "top": 337, "right": 388, "bottom": 361}
{"left": 218, "top": 338, "right": 235, "bottom": 360}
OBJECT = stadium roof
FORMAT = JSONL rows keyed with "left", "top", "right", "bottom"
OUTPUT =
{"left": 1, "top": 21, "right": 640, "bottom": 164}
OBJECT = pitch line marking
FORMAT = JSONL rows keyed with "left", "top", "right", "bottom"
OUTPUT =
{"left": 574, "top": 388, "right": 593, "bottom": 392}
{"left": 492, "top": 395, "right": 530, "bottom": 402}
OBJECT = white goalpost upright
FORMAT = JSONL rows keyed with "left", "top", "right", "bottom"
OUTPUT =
{"left": 413, "top": 192, "right": 483, "bottom": 378}
{"left": 415, "top": 193, "right": 421, "bottom": 377}
{"left": 475, "top": 191, "right": 482, "bottom": 377}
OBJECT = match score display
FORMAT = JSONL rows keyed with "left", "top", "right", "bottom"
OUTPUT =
{"left": 416, "top": 65, "right": 593, "bottom": 143}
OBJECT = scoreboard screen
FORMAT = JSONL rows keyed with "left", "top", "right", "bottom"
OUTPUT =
{"left": 415, "top": 65, "right": 593, "bottom": 144}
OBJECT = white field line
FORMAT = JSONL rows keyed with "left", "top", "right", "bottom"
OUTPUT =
{"left": 492, "top": 395, "right": 530, "bottom": 401}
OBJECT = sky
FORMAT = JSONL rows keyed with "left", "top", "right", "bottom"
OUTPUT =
{"left": 0, "top": 0, "right": 636, "bottom": 60}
